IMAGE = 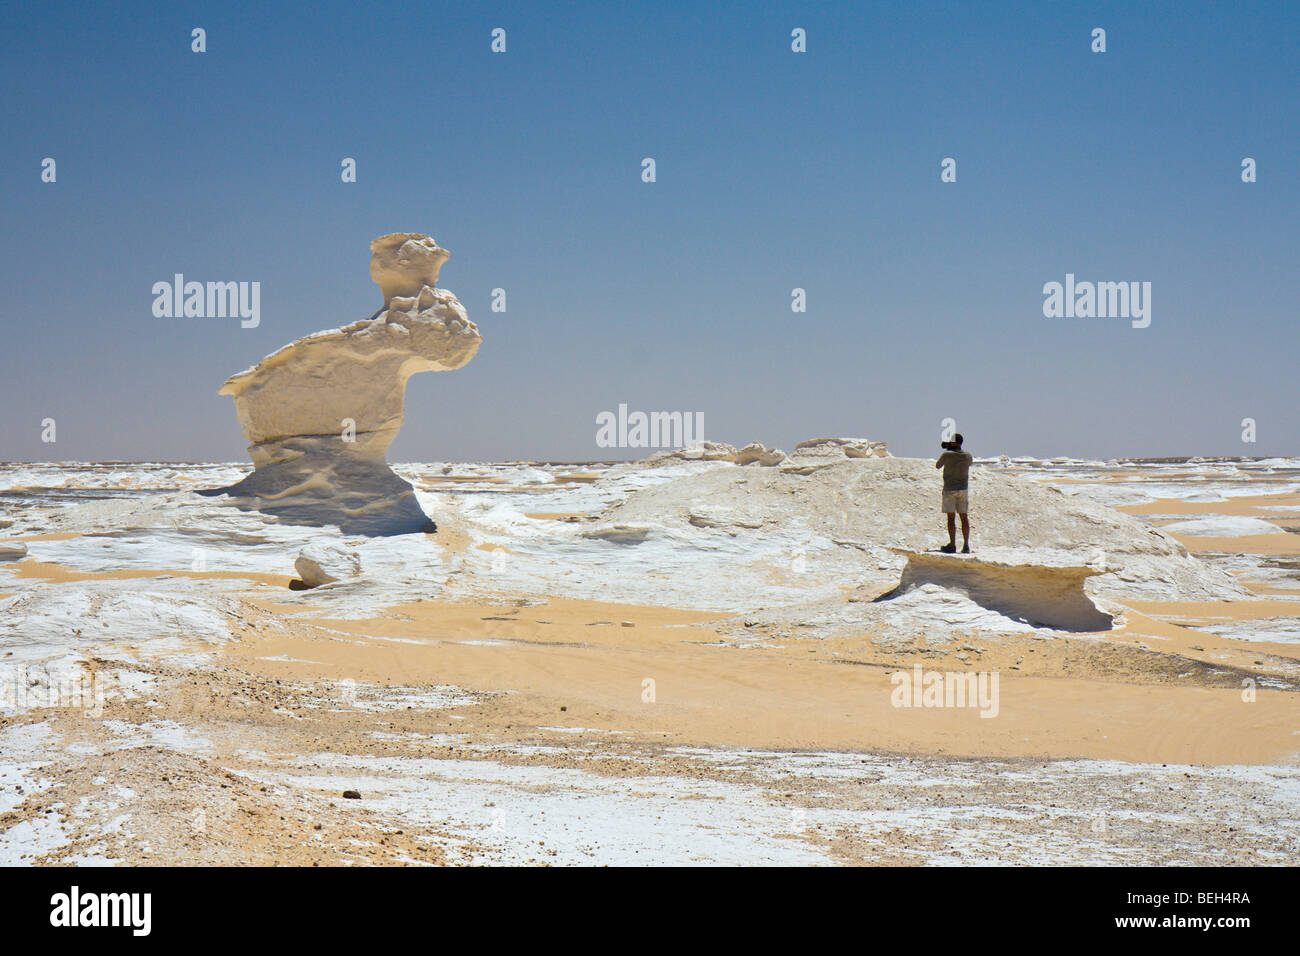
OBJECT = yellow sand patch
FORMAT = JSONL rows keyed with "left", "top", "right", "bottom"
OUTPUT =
{"left": 9, "top": 559, "right": 292, "bottom": 588}
{"left": 1169, "top": 532, "right": 1300, "bottom": 556}
{"left": 224, "top": 593, "right": 1300, "bottom": 765}
{"left": 1118, "top": 492, "right": 1300, "bottom": 518}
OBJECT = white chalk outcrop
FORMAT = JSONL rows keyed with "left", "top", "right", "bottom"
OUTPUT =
{"left": 295, "top": 541, "right": 362, "bottom": 588}
{"left": 592, "top": 456, "right": 1249, "bottom": 607}
{"left": 641, "top": 437, "right": 889, "bottom": 470}
{"left": 791, "top": 437, "right": 890, "bottom": 460}
{"left": 369, "top": 233, "right": 450, "bottom": 309}
{"left": 0, "top": 542, "right": 28, "bottom": 561}
{"left": 781, "top": 437, "right": 890, "bottom": 473}
{"left": 204, "top": 234, "right": 481, "bottom": 535}
{"left": 877, "top": 548, "right": 1116, "bottom": 632}
{"left": 735, "top": 442, "right": 788, "bottom": 466}
{"left": 641, "top": 441, "right": 759, "bottom": 467}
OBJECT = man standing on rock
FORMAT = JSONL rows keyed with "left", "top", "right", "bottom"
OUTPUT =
{"left": 936, "top": 434, "right": 973, "bottom": 553}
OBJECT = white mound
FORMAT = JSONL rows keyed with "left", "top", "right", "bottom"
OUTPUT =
{"left": 0, "top": 583, "right": 242, "bottom": 665}
{"left": 594, "top": 457, "right": 1250, "bottom": 604}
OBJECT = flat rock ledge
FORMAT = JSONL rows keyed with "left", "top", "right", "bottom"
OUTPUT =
{"left": 876, "top": 547, "right": 1116, "bottom": 632}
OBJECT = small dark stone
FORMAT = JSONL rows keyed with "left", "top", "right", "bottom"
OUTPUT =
{"left": 343, "top": 789, "right": 362, "bottom": 799}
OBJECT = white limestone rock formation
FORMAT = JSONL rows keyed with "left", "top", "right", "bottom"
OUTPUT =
{"left": 0, "top": 542, "right": 28, "bottom": 561}
{"left": 593, "top": 457, "right": 1250, "bottom": 605}
{"left": 796, "top": 437, "right": 889, "bottom": 458}
{"left": 641, "top": 441, "right": 740, "bottom": 466}
{"left": 369, "top": 233, "right": 450, "bottom": 309}
{"left": 877, "top": 547, "right": 1116, "bottom": 632}
{"left": 642, "top": 440, "right": 787, "bottom": 467}
{"left": 203, "top": 233, "right": 482, "bottom": 536}
{"left": 640, "top": 437, "right": 889, "bottom": 470}
{"left": 782, "top": 437, "right": 890, "bottom": 473}
{"left": 735, "top": 441, "right": 788, "bottom": 466}
{"left": 295, "top": 541, "right": 363, "bottom": 588}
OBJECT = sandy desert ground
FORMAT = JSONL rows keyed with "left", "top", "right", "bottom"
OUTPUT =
{"left": 1, "top": 453, "right": 1298, "bottom": 865}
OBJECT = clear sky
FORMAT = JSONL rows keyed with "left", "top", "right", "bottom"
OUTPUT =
{"left": 2, "top": 1, "right": 1296, "bottom": 463}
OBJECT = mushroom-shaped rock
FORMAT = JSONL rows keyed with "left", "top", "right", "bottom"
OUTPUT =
{"left": 201, "top": 233, "right": 481, "bottom": 536}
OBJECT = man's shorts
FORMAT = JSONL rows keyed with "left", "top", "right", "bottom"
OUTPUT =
{"left": 942, "top": 490, "right": 969, "bottom": 514}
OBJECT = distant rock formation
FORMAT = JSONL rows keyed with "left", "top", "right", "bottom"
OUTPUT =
{"left": 202, "top": 233, "right": 482, "bottom": 536}
{"left": 791, "top": 437, "right": 889, "bottom": 459}
{"left": 641, "top": 441, "right": 759, "bottom": 467}
{"left": 782, "top": 438, "right": 889, "bottom": 473}
{"left": 735, "top": 442, "right": 788, "bottom": 466}
{"left": 641, "top": 437, "right": 888, "bottom": 470}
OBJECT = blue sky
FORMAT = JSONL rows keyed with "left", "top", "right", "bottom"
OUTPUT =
{"left": 2, "top": 0, "right": 1296, "bottom": 462}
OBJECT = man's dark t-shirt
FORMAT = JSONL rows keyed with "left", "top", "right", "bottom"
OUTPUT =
{"left": 937, "top": 450, "right": 973, "bottom": 491}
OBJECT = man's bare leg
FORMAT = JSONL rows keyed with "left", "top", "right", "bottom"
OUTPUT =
{"left": 960, "top": 513, "right": 970, "bottom": 551}
{"left": 947, "top": 512, "right": 957, "bottom": 549}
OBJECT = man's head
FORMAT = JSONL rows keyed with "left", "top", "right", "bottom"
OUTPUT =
{"left": 942, "top": 433, "right": 964, "bottom": 451}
